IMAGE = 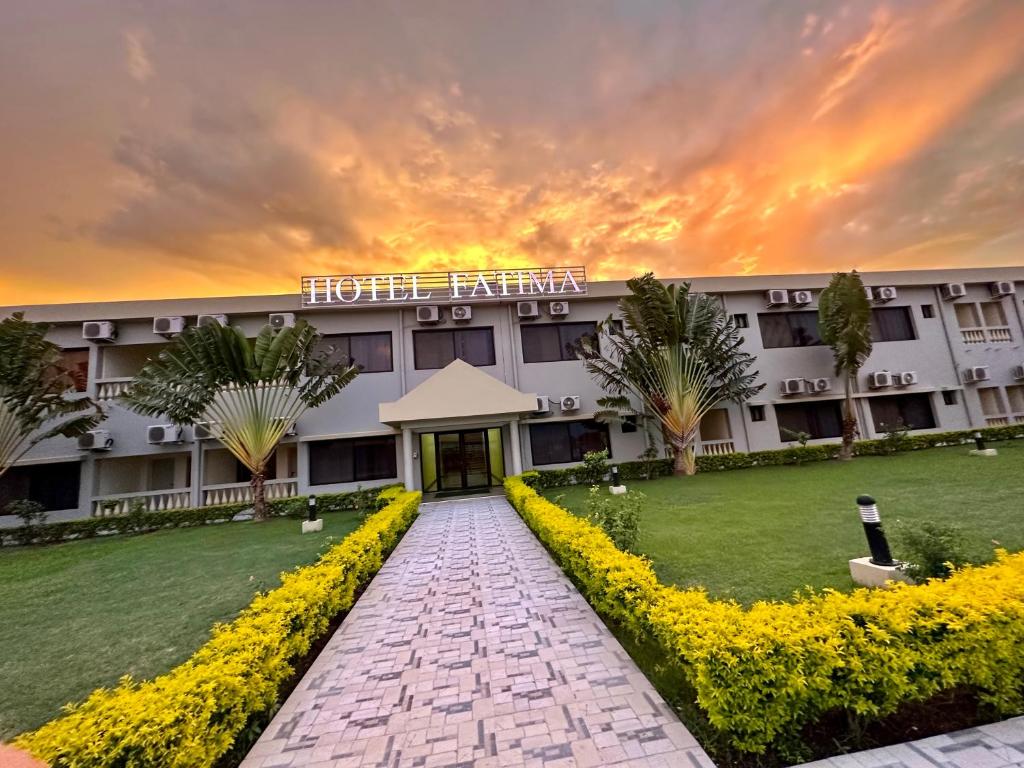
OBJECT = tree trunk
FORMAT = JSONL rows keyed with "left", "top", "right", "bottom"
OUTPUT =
{"left": 672, "top": 443, "right": 696, "bottom": 476}
{"left": 251, "top": 470, "right": 268, "bottom": 521}
{"left": 839, "top": 373, "right": 858, "bottom": 461}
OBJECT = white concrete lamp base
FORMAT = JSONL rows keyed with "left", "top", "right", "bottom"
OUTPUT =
{"left": 849, "top": 556, "right": 913, "bottom": 588}
{"left": 301, "top": 519, "right": 323, "bottom": 534}
{"left": 969, "top": 448, "right": 999, "bottom": 457}
{"left": 609, "top": 485, "right": 627, "bottom": 495}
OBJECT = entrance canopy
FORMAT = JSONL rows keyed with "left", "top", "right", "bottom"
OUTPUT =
{"left": 379, "top": 359, "right": 537, "bottom": 426}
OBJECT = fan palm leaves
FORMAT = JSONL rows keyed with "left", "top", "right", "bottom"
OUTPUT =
{"left": 0, "top": 313, "right": 105, "bottom": 479}
{"left": 584, "top": 274, "right": 762, "bottom": 475}
{"left": 122, "top": 319, "right": 358, "bottom": 520}
{"left": 818, "top": 270, "right": 873, "bottom": 460}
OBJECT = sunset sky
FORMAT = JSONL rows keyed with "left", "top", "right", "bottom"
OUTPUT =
{"left": 2, "top": 0, "right": 1023, "bottom": 305}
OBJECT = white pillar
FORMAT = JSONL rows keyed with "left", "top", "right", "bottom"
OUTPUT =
{"left": 509, "top": 419, "right": 523, "bottom": 475}
{"left": 402, "top": 427, "right": 415, "bottom": 490}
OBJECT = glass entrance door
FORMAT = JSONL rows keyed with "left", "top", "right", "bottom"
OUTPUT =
{"left": 435, "top": 429, "right": 492, "bottom": 491}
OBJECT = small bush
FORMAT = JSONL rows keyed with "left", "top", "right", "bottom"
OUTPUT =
{"left": 895, "top": 520, "right": 969, "bottom": 582}
{"left": 585, "top": 486, "right": 643, "bottom": 552}
{"left": 879, "top": 420, "right": 912, "bottom": 454}
{"left": 578, "top": 450, "right": 610, "bottom": 486}
{"left": 4, "top": 499, "right": 47, "bottom": 527}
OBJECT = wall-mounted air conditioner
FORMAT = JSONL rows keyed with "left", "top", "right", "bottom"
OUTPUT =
{"left": 197, "top": 314, "right": 228, "bottom": 327}
{"left": 78, "top": 429, "right": 113, "bottom": 451}
{"left": 962, "top": 366, "right": 990, "bottom": 383}
{"left": 765, "top": 289, "right": 789, "bottom": 308}
{"left": 897, "top": 371, "right": 919, "bottom": 387}
{"left": 416, "top": 305, "right": 441, "bottom": 324}
{"left": 194, "top": 421, "right": 218, "bottom": 440}
{"left": 806, "top": 377, "right": 832, "bottom": 394}
{"left": 147, "top": 425, "right": 182, "bottom": 445}
{"left": 517, "top": 301, "right": 540, "bottom": 319}
{"left": 1013, "top": 365, "right": 1024, "bottom": 381}
{"left": 780, "top": 378, "right": 805, "bottom": 395}
{"left": 559, "top": 395, "right": 581, "bottom": 412}
{"left": 549, "top": 300, "right": 570, "bottom": 317}
{"left": 874, "top": 286, "right": 897, "bottom": 303}
{"left": 82, "top": 321, "right": 117, "bottom": 342}
{"left": 942, "top": 283, "right": 967, "bottom": 301}
{"left": 863, "top": 286, "right": 874, "bottom": 301}
{"left": 269, "top": 312, "right": 296, "bottom": 329}
{"left": 790, "top": 290, "right": 812, "bottom": 306}
{"left": 868, "top": 371, "right": 894, "bottom": 389}
{"left": 534, "top": 395, "right": 551, "bottom": 414}
{"left": 451, "top": 305, "right": 472, "bottom": 322}
{"left": 153, "top": 316, "right": 185, "bottom": 337}
{"left": 990, "top": 281, "right": 1015, "bottom": 298}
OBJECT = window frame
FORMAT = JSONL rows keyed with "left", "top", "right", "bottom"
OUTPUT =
{"left": 314, "top": 331, "right": 393, "bottom": 373}
{"left": 528, "top": 419, "right": 612, "bottom": 466}
{"left": 774, "top": 400, "right": 844, "bottom": 440}
{"left": 870, "top": 306, "right": 917, "bottom": 343}
{"left": 756, "top": 311, "right": 823, "bottom": 349}
{"left": 412, "top": 326, "right": 496, "bottom": 370}
{"left": 520, "top": 321, "right": 599, "bottom": 364}
{"left": 868, "top": 393, "right": 936, "bottom": 432}
{"left": 308, "top": 435, "right": 399, "bottom": 486}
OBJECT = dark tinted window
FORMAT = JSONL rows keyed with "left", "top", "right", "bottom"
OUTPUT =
{"left": 529, "top": 420, "right": 611, "bottom": 465}
{"left": 309, "top": 436, "right": 398, "bottom": 485}
{"left": 757, "top": 312, "right": 822, "bottom": 348}
{"left": 870, "top": 307, "right": 916, "bottom": 342}
{"left": 60, "top": 348, "right": 89, "bottom": 392}
{"left": 521, "top": 322, "right": 598, "bottom": 363}
{"left": 413, "top": 328, "right": 495, "bottom": 369}
{"left": 314, "top": 332, "right": 392, "bottom": 372}
{"left": 775, "top": 401, "right": 843, "bottom": 440}
{"left": 0, "top": 461, "right": 80, "bottom": 512}
{"left": 869, "top": 394, "right": 935, "bottom": 432}
{"left": 921, "top": 304, "right": 935, "bottom": 319}
{"left": 942, "top": 390, "right": 958, "bottom": 405}
{"left": 749, "top": 404, "right": 766, "bottom": 422}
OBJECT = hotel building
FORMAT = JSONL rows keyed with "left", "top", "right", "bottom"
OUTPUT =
{"left": 2, "top": 265, "right": 1023, "bottom": 525}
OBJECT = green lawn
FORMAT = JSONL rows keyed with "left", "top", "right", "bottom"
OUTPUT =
{"left": 0, "top": 511, "right": 362, "bottom": 739}
{"left": 547, "top": 441, "right": 1024, "bottom": 605}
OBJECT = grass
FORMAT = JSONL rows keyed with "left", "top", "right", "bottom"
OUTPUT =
{"left": 0, "top": 510, "right": 363, "bottom": 739}
{"left": 546, "top": 441, "right": 1024, "bottom": 605}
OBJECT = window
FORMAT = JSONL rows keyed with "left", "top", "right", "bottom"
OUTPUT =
{"left": 621, "top": 415, "right": 638, "bottom": 434}
{"left": 941, "top": 390, "right": 958, "bottom": 406}
{"left": 870, "top": 307, "right": 916, "bottom": 342}
{"left": 775, "top": 401, "right": 843, "bottom": 440}
{"left": 732, "top": 313, "right": 749, "bottom": 329}
{"left": 981, "top": 301, "right": 1008, "bottom": 328}
{"left": 309, "top": 436, "right": 398, "bottom": 485}
{"left": 521, "top": 322, "right": 598, "bottom": 363}
{"left": 60, "top": 348, "right": 89, "bottom": 392}
{"left": 869, "top": 394, "right": 936, "bottom": 432}
{"left": 698, "top": 408, "right": 732, "bottom": 441}
{"left": 413, "top": 328, "right": 495, "bottom": 369}
{"left": 1006, "top": 385, "right": 1024, "bottom": 416}
{"left": 0, "top": 461, "right": 80, "bottom": 512}
{"left": 314, "top": 332, "right": 392, "bottom": 373}
{"left": 978, "top": 387, "right": 1007, "bottom": 419}
{"left": 529, "top": 420, "right": 611, "bottom": 465}
{"left": 757, "top": 311, "right": 822, "bottom": 348}
{"left": 749, "top": 404, "right": 766, "bottom": 422}
{"left": 921, "top": 304, "right": 935, "bottom": 319}
{"left": 954, "top": 303, "right": 981, "bottom": 329}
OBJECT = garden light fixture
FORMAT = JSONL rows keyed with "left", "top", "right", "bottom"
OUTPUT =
{"left": 857, "top": 494, "right": 895, "bottom": 566}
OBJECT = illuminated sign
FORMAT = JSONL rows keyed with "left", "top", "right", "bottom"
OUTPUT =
{"left": 301, "top": 266, "right": 587, "bottom": 308}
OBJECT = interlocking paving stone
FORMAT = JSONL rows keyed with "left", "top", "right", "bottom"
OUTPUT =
{"left": 791, "top": 716, "right": 1024, "bottom": 768}
{"left": 241, "top": 495, "right": 713, "bottom": 767}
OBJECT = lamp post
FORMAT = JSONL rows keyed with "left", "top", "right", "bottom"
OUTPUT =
{"left": 307, "top": 494, "right": 317, "bottom": 522}
{"left": 610, "top": 466, "right": 621, "bottom": 487}
{"left": 856, "top": 494, "right": 895, "bottom": 566}
{"left": 973, "top": 431, "right": 986, "bottom": 452}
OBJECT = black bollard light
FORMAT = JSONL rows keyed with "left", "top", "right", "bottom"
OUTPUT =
{"left": 857, "top": 494, "right": 895, "bottom": 566}
{"left": 973, "top": 431, "right": 986, "bottom": 451}
{"left": 610, "top": 465, "right": 621, "bottom": 487}
{"left": 307, "top": 494, "right": 318, "bottom": 522}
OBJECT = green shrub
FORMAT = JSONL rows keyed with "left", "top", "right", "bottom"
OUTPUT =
{"left": 4, "top": 499, "right": 47, "bottom": 527}
{"left": 895, "top": 520, "right": 969, "bottom": 582}
{"left": 578, "top": 450, "right": 610, "bottom": 486}
{"left": 585, "top": 486, "right": 643, "bottom": 552}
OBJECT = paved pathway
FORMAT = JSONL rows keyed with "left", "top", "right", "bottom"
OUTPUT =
{"left": 242, "top": 496, "right": 712, "bottom": 768}
{"left": 793, "top": 716, "right": 1024, "bottom": 767}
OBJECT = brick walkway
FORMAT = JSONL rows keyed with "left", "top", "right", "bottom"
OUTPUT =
{"left": 241, "top": 495, "right": 713, "bottom": 768}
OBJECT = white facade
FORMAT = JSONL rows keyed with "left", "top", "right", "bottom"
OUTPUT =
{"left": 2, "top": 266, "right": 1023, "bottom": 523}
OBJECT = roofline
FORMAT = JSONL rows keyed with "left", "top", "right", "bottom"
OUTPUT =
{"left": 5, "top": 265, "right": 1023, "bottom": 323}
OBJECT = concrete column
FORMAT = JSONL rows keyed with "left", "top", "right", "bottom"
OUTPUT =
{"left": 190, "top": 444, "right": 203, "bottom": 507}
{"left": 509, "top": 419, "right": 523, "bottom": 475}
{"left": 402, "top": 427, "right": 415, "bottom": 490}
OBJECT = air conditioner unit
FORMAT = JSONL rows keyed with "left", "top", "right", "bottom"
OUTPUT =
{"left": 416, "top": 305, "right": 441, "bottom": 324}
{"left": 868, "top": 371, "right": 894, "bottom": 389}
{"left": 193, "top": 421, "right": 218, "bottom": 440}
{"left": 549, "top": 300, "right": 570, "bottom": 317}
{"left": 1012, "top": 365, "right": 1024, "bottom": 381}
{"left": 517, "top": 301, "right": 540, "bottom": 319}
{"left": 451, "top": 305, "right": 472, "bottom": 322}
{"left": 863, "top": 286, "right": 874, "bottom": 301}
{"left": 806, "top": 377, "right": 832, "bottom": 394}
{"left": 942, "top": 283, "right": 967, "bottom": 301}
{"left": 284, "top": 422, "right": 297, "bottom": 437}
{"left": 78, "top": 429, "right": 113, "bottom": 451}
{"left": 269, "top": 312, "right": 296, "bottom": 329}
{"left": 790, "top": 290, "right": 813, "bottom": 306}
{"left": 963, "top": 366, "right": 991, "bottom": 383}
{"left": 82, "top": 321, "right": 117, "bottom": 342}
{"left": 153, "top": 316, "right": 185, "bottom": 337}
{"left": 765, "top": 289, "right": 789, "bottom": 308}
{"left": 898, "top": 371, "right": 919, "bottom": 387}
{"left": 874, "top": 286, "right": 898, "bottom": 303}
{"left": 780, "top": 378, "right": 805, "bottom": 395}
{"left": 534, "top": 395, "right": 551, "bottom": 414}
{"left": 197, "top": 314, "right": 228, "bottom": 327}
{"left": 147, "top": 424, "right": 182, "bottom": 445}
{"left": 990, "top": 281, "right": 1015, "bottom": 298}
{"left": 560, "top": 395, "right": 581, "bottom": 412}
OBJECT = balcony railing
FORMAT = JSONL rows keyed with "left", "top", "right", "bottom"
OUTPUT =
{"left": 960, "top": 327, "right": 1012, "bottom": 344}
{"left": 202, "top": 479, "right": 299, "bottom": 507}
{"left": 96, "top": 377, "right": 134, "bottom": 400}
{"left": 91, "top": 488, "right": 193, "bottom": 517}
{"left": 699, "top": 439, "right": 736, "bottom": 456}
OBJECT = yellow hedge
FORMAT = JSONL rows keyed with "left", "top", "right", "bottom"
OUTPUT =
{"left": 17, "top": 489, "right": 421, "bottom": 768}
{"left": 505, "top": 476, "right": 1024, "bottom": 754}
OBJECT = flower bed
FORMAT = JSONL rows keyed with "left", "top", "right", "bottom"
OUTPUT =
{"left": 15, "top": 487, "right": 421, "bottom": 767}
{"left": 505, "top": 475, "right": 1024, "bottom": 757}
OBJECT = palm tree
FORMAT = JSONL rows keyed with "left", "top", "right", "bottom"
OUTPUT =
{"left": 584, "top": 274, "right": 762, "bottom": 475}
{"left": 818, "top": 270, "right": 873, "bottom": 460}
{"left": 0, "top": 313, "right": 105, "bottom": 478}
{"left": 122, "top": 319, "right": 358, "bottom": 520}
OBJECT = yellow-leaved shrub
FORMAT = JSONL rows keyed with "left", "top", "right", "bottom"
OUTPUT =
{"left": 17, "top": 489, "right": 421, "bottom": 768}
{"left": 505, "top": 476, "right": 1024, "bottom": 754}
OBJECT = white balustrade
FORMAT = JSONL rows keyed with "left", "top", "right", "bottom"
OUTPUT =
{"left": 202, "top": 479, "right": 298, "bottom": 507}
{"left": 96, "top": 378, "right": 134, "bottom": 400}
{"left": 700, "top": 439, "right": 736, "bottom": 456}
{"left": 960, "top": 329, "right": 986, "bottom": 344}
{"left": 91, "top": 488, "right": 193, "bottom": 517}
{"left": 987, "top": 327, "right": 1013, "bottom": 343}
{"left": 985, "top": 416, "right": 1010, "bottom": 427}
